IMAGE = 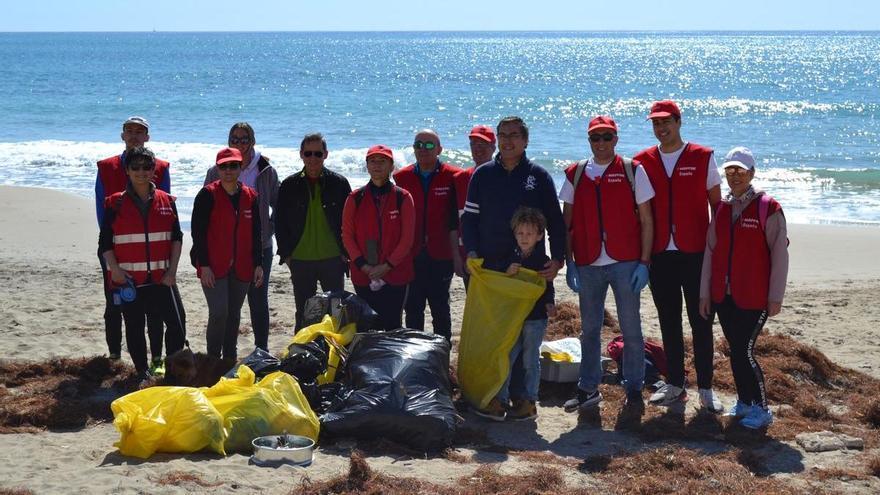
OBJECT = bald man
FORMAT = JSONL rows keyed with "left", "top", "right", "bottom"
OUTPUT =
{"left": 392, "top": 129, "right": 461, "bottom": 339}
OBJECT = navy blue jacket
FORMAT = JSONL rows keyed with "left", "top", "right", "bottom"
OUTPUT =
{"left": 461, "top": 154, "right": 565, "bottom": 267}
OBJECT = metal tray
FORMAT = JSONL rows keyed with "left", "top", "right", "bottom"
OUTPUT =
{"left": 251, "top": 434, "right": 315, "bottom": 466}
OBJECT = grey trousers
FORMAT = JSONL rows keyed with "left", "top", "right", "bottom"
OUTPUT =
{"left": 203, "top": 276, "right": 251, "bottom": 361}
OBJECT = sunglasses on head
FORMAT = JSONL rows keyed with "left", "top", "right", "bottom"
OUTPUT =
{"left": 229, "top": 137, "right": 251, "bottom": 145}
{"left": 302, "top": 150, "right": 324, "bottom": 158}
{"left": 217, "top": 162, "right": 241, "bottom": 171}
{"left": 128, "top": 163, "right": 155, "bottom": 172}
{"left": 589, "top": 132, "right": 616, "bottom": 143}
{"left": 725, "top": 167, "right": 751, "bottom": 177}
{"left": 413, "top": 140, "right": 437, "bottom": 150}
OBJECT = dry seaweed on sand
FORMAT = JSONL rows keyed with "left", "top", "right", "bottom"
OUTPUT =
{"left": 580, "top": 446, "right": 802, "bottom": 495}
{"left": 0, "top": 356, "right": 138, "bottom": 431}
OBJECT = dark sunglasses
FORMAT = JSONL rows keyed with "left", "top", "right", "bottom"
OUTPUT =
{"left": 217, "top": 162, "right": 241, "bottom": 171}
{"left": 413, "top": 140, "right": 437, "bottom": 150}
{"left": 589, "top": 133, "right": 616, "bottom": 143}
{"left": 128, "top": 164, "right": 155, "bottom": 172}
{"left": 229, "top": 137, "right": 251, "bottom": 145}
{"left": 302, "top": 150, "right": 324, "bottom": 158}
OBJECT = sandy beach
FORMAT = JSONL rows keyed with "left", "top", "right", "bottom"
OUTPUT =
{"left": 1, "top": 184, "right": 879, "bottom": 494}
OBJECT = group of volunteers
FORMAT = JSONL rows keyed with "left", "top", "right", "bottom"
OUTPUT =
{"left": 96, "top": 99, "right": 788, "bottom": 431}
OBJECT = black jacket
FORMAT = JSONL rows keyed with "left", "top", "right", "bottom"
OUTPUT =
{"left": 275, "top": 168, "right": 352, "bottom": 264}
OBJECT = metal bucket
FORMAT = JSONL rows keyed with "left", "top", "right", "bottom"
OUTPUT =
{"left": 251, "top": 434, "right": 315, "bottom": 466}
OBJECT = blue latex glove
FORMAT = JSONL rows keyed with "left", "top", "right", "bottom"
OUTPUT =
{"left": 565, "top": 259, "right": 581, "bottom": 293}
{"left": 630, "top": 263, "right": 650, "bottom": 293}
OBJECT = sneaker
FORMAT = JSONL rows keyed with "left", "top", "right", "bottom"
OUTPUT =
{"left": 625, "top": 389, "right": 644, "bottom": 407}
{"left": 740, "top": 405, "right": 773, "bottom": 429}
{"left": 108, "top": 353, "right": 121, "bottom": 360}
{"left": 149, "top": 357, "right": 166, "bottom": 377}
{"left": 698, "top": 388, "right": 724, "bottom": 414}
{"left": 648, "top": 384, "right": 687, "bottom": 406}
{"left": 563, "top": 389, "right": 602, "bottom": 413}
{"left": 726, "top": 400, "right": 754, "bottom": 418}
{"left": 473, "top": 397, "right": 506, "bottom": 422}
{"left": 507, "top": 399, "right": 538, "bottom": 421}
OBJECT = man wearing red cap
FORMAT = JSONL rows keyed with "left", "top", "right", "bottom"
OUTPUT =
{"left": 95, "top": 116, "right": 173, "bottom": 369}
{"left": 453, "top": 125, "right": 496, "bottom": 282}
{"left": 393, "top": 130, "right": 460, "bottom": 340}
{"left": 561, "top": 115, "right": 655, "bottom": 414}
{"left": 633, "top": 100, "right": 724, "bottom": 413}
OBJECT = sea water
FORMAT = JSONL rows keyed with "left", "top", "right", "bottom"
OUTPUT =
{"left": 1, "top": 31, "right": 878, "bottom": 228}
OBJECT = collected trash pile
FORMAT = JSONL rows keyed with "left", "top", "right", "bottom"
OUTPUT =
{"left": 111, "top": 290, "right": 460, "bottom": 460}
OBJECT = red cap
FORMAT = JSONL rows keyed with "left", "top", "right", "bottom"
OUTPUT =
{"left": 366, "top": 144, "right": 394, "bottom": 161}
{"left": 588, "top": 115, "right": 618, "bottom": 134}
{"left": 216, "top": 147, "right": 243, "bottom": 165}
{"left": 647, "top": 100, "right": 681, "bottom": 120}
{"left": 468, "top": 125, "right": 496, "bottom": 144}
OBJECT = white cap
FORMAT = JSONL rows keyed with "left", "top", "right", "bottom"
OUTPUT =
{"left": 722, "top": 146, "right": 755, "bottom": 170}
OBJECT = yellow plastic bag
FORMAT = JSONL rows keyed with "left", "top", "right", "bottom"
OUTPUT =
{"left": 204, "top": 365, "right": 320, "bottom": 452}
{"left": 457, "top": 258, "right": 546, "bottom": 410}
{"left": 279, "top": 314, "right": 356, "bottom": 384}
{"left": 111, "top": 386, "right": 227, "bottom": 459}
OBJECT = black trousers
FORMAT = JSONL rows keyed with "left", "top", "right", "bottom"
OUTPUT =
{"left": 649, "top": 250, "right": 714, "bottom": 389}
{"left": 289, "top": 257, "right": 347, "bottom": 332}
{"left": 715, "top": 296, "right": 769, "bottom": 407}
{"left": 404, "top": 253, "right": 453, "bottom": 340}
{"left": 99, "top": 249, "right": 165, "bottom": 359}
{"left": 355, "top": 283, "right": 408, "bottom": 331}
{"left": 120, "top": 284, "right": 187, "bottom": 373}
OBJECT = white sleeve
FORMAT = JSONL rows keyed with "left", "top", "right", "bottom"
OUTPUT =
{"left": 634, "top": 166, "right": 655, "bottom": 205}
{"left": 707, "top": 152, "right": 722, "bottom": 190}
{"left": 559, "top": 177, "right": 575, "bottom": 204}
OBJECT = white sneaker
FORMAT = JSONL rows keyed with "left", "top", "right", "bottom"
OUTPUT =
{"left": 648, "top": 384, "right": 687, "bottom": 406}
{"left": 698, "top": 388, "right": 724, "bottom": 414}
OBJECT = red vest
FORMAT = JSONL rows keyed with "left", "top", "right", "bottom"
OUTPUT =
{"left": 346, "top": 186, "right": 414, "bottom": 286}
{"left": 453, "top": 166, "right": 477, "bottom": 259}
{"left": 106, "top": 190, "right": 177, "bottom": 286}
{"left": 201, "top": 181, "right": 257, "bottom": 282}
{"left": 710, "top": 195, "right": 782, "bottom": 310}
{"left": 565, "top": 156, "right": 641, "bottom": 265}
{"left": 634, "top": 143, "right": 712, "bottom": 254}
{"left": 393, "top": 162, "right": 457, "bottom": 260}
{"left": 97, "top": 155, "right": 170, "bottom": 197}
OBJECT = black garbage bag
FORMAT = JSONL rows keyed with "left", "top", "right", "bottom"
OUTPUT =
{"left": 302, "top": 290, "right": 379, "bottom": 332}
{"left": 279, "top": 335, "right": 330, "bottom": 383}
{"left": 320, "top": 330, "right": 460, "bottom": 451}
{"left": 223, "top": 347, "right": 281, "bottom": 380}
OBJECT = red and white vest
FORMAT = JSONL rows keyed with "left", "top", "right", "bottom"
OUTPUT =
{"left": 634, "top": 143, "right": 712, "bottom": 254}
{"left": 393, "top": 162, "right": 458, "bottom": 260}
{"left": 565, "top": 156, "right": 641, "bottom": 265}
{"left": 200, "top": 181, "right": 258, "bottom": 282}
{"left": 106, "top": 190, "right": 177, "bottom": 286}
{"left": 346, "top": 186, "right": 414, "bottom": 286}
{"left": 97, "top": 155, "right": 169, "bottom": 197}
{"left": 710, "top": 195, "right": 782, "bottom": 310}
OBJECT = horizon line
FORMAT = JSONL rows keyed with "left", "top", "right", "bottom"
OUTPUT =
{"left": 2, "top": 29, "right": 880, "bottom": 34}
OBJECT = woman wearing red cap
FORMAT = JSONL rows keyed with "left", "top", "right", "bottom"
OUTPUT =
{"left": 699, "top": 147, "right": 789, "bottom": 430}
{"left": 341, "top": 145, "right": 415, "bottom": 330}
{"left": 191, "top": 147, "right": 264, "bottom": 361}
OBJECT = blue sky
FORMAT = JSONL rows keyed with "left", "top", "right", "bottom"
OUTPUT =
{"left": 3, "top": 0, "right": 878, "bottom": 31}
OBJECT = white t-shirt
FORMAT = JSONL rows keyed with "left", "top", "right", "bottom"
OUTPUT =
{"left": 559, "top": 157, "right": 655, "bottom": 266}
{"left": 239, "top": 151, "right": 262, "bottom": 188}
{"left": 656, "top": 143, "right": 722, "bottom": 251}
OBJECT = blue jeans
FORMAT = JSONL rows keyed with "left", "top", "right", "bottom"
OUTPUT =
{"left": 497, "top": 318, "right": 547, "bottom": 403}
{"left": 577, "top": 261, "right": 645, "bottom": 394}
{"left": 247, "top": 246, "right": 273, "bottom": 351}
